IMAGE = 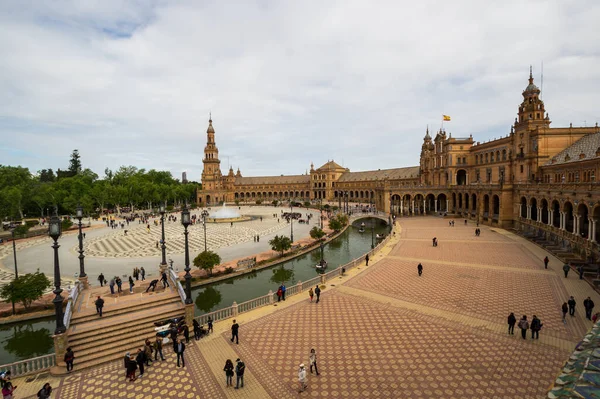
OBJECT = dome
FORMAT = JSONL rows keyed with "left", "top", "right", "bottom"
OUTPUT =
{"left": 207, "top": 119, "right": 215, "bottom": 134}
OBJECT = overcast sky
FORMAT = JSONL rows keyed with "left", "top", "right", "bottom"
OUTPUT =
{"left": 1, "top": 0, "right": 599, "bottom": 181}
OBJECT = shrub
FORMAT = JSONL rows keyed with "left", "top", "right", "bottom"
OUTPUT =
{"left": 61, "top": 219, "right": 73, "bottom": 231}
{"left": 12, "top": 224, "right": 30, "bottom": 237}
{"left": 224, "top": 267, "right": 234, "bottom": 274}
{"left": 255, "top": 200, "right": 262, "bottom": 205}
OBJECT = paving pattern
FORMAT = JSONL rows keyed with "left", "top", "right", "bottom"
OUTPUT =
{"left": 13, "top": 216, "right": 600, "bottom": 398}
{"left": 81, "top": 210, "right": 308, "bottom": 258}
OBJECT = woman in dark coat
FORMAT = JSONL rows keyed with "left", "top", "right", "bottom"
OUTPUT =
{"left": 223, "top": 359, "right": 234, "bottom": 387}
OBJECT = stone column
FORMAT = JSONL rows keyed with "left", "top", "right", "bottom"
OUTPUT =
{"left": 50, "top": 333, "right": 69, "bottom": 375}
{"left": 446, "top": 200, "right": 449, "bottom": 213}
{"left": 527, "top": 205, "right": 532, "bottom": 220}
{"left": 519, "top": 204, "right": 522, "bottom": 219}
{"left": 575, "top": 215, "right": 580, "bottom": 235}
{"left": 411, "top": 201, "right": 415, "bottom": 215}
{"left": 423, "top": 200, "right": 426, "bottom": 215}
{"left": 185, "top": 302, "right": 194, "bottom": 327}
{"left": 591, "top": 220, "right": 597, "bottom": 242}
{"left": 434, "top": 200, "right": 438, "bottom": 213}
{"left": 232, "top": 301, "right": 238, "bottom": 317}
{"left": 268, "top": 290, "right": 274, "bottom": 305}
{"left": 400, "top": 200, "right": 403, "bottom": 216}
{"left": 560, "top": 212, "right": 565, "bottom": 230}
{"left": 548, "top": 209, "right": 553, "bottom": 226}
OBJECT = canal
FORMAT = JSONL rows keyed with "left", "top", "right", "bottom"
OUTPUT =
{"left": 0, "top": 217, "right": 387, "bottom": 364}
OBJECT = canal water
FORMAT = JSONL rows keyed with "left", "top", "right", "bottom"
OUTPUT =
{"left": 191, "top": 218, "right": 388, "bottom": 316}
{"left": 0, "top": 217, "right": 387, "bottom": 364}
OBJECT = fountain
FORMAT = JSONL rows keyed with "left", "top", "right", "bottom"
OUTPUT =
{"left": 206, "top": 204, "right": 250, "bottom": 223}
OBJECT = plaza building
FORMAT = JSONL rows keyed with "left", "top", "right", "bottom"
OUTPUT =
{"left": 197, "top": 68, "right": 600, "bottom": 257}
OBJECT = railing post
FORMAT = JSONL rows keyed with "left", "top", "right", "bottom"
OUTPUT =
{"left": 268, "top": 290, "right": 274, "bottom": 305}
{"left": 232, "top": 301, "right": 238, "bottom": 317}
{"left": 297, "top": 281, "right": 302, "bottom": 295}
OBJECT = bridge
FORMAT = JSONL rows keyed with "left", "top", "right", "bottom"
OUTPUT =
{"left": 349, "top": 212, "right": 391, "bottom": 226}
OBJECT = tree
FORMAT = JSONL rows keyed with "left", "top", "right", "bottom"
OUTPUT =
{"left": 0, "top": 271, "right": 51, "bottom": 310}
{"left": 328, "top": 213, "right": 348, "bottom": 231}
{"left": 68, "top": 149, "right": 82, "bottom": 175}
{"left": 310, "top": 226, "right": 325, "bottom": 241}
{"left": 193, "top": 250, "right": 221, "bottom": 276}
{"left": 38, "top": 169, "right": 56, "bottom": 182}
{"left": 269, "top": 235, "right": 292, "bottom": 256}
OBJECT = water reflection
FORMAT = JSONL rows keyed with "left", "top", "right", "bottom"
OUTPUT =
{"left": 270, "top": 265, "right": 295, "bottom": 285}
{"left": 0, "top": 318, "right": 55, "bottom": 360}
{"left": 195, "top": 286, "right": 222, "bottom": 313}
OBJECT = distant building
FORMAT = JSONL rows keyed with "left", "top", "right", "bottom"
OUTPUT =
{"left": 182, "top": 171, "right": 188, "bottom": 184}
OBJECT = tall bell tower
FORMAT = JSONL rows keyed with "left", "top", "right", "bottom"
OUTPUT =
{"left": 201, "top": 116, "right": 222, "bottom": 194}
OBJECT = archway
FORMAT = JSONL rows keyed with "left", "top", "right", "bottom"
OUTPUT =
{"left": 206, "top": 195, "right": 211, "bottom": 205}
{"left": 578, "top": 204, "right": 589, "bottom": 238}
{"left": 530, "top": 198, "right": 538, "bottom": 221}
{"left": 594, "top": 206, "right": 600, "bottom": 243}
{"left": 564, "top": 202, "right": 574, "bottom": 233}
{"left": 437, "top": 193, "right": 447, "bottom": 212}
{"left": 465, "top": 193, "right": 469, "bottom": 212}
{"left": 471, "top": 194, "right": 477, "bottom": 214}
{"left": 552, "top": 201, "right": 560, "bottom": 227}
{"left": 540, "top": 199, "right": 549, "bottom": 224}
{"left": 456, "top": 169, "right": 467, "bottom": 185}
{"left": 403, "top": 194, "right": 412, "bottom": 214}
{"left": 492, "top": 195, "right": 500, "bottom": 220}
{"left": 425, "top": 193, "right": 436, "bottom": 213}
{"left": 457, "top": 193, "right": 463, "bottom": 210}
{"left": 414, "top": 194, "right": 425, "bottom": 215}
{"left": 451, "top": 193, "right": 457, "bottom": 212}
{"left": 483, "top": 194, "right": 490, "bottom": 220}
{"left": 520, "top": 197, "right": 527, "bottom": 218}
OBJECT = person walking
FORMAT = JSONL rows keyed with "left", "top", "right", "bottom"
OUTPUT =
{"left": 276, "top": 286, "right": 283, "bottom": 302}
{"left": 543, "top": 256, "right": 549, "bottom": 269}
{"left": 223, "top": 359, "right": 234, "bottom": 387}
{"left": 568, "top": 296, "right": 577, "bottom": 316}
{"left": 140, "top": 267, "right": 146, "bottom": 281}
{"left": 161, "top": 272, "right": 169, "bottom": 288}
{"left": 64, "top": 347, "right": 75, "bottom": 372}
{"left": 309, "top": 348, "right": 319, "bottom": 375}
{"left": 579, "top": 265, "right": 585, "bottom": 280}
{"left": 507, "top": 312, "right": 516, "bottom": 335}
{"left": 298, "top": 363, "right": 307, "bottom": 393}
{"left": 174, "top": 339, "right": 186, "bottom": 367}
{"left": 183, "top": 324, "right": 190, "bottom": 344}
{"left": 98, "top": 273, "right": 105, "bottom": 287}
{"left": 584, "top": 297, "right": 595, "bottom": 320}
{"left": 1, "top": 381, "right": 16, "bottom": 399}
{"left": 135, "top": 349, "right": 145, "bottom": 377}
{"left": 116, "top": 277, "right": 122, "bottom": 293}
{"left": 109, "top": 277, "right": 115, "bottom": 295}
{"left": 231, "top": 320, "right": 239, "bottom": 344}
{"left": 365, "top": 254, "right": 369, "bottom": 266}
{"left": 234, "top": 358, "right": 245, "bottom": 389}
{"left": 308, "top": 288, "right": 314, "bottom": 302}
{"left": 207, "top": 316, "right": 213, "bottom": 333}
{"left": 36, "top": 382, "right": 52, "bottom": 399}
{"left": 315, "top": 285, "right": 321, "bottom": 304}
{"left": 417, "top": 263, "right": 423, "bottom": 276}
{"left": 517, "top": 315, "right": 529, "bottom": 339}
{"left": 563, "top": 263, "right": 571, "bottom": 278}
{"left": 562, "top": 302, "right": 569, "bottom": 323}
{"left": 144, "top": 339, "right": 153, "bottom": 366}
{"left": 125, "top": 353, "right": 137, "bottom": 382}
{"left": 530, "top": 315, "right": 542, "bottom": 339}
{"left": 281, "top": 284, "right": 286, "bottom": 301}
{"left": 128, "top": 276, "right": 135, "bottom": 293}
{"left": 153, "top": 336, "right": 165, "bottom": 361}
{"left": 95, "top": 296, "right": 104, "bottom": 317}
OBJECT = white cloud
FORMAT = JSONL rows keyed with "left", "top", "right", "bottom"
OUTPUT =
{"left": 0, "top": 0, "right": 598, "bottom": 179}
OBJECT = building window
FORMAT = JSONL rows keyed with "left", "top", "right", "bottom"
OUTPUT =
{"left": 502, "top": 149, "right": 507, "bottom": 160}
{"left": 520, "top": 165, "right": 524, "bottom": 173}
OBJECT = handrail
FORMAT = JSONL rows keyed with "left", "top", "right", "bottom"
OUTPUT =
{"left": 193, "top": 219, "right": 395, "bottom": 326}
{"left": 63, "top": 281, "right": 81, "bottom": 329}
{"left": 0, "top": 353, "right": 56, "bottom": 377}
{"left": 168, "top": 268, "right": 186, "bottom": 305}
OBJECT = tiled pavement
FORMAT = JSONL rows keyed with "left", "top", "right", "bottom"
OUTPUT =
{"left": 12, "top": 216, "right": 600, "bottom": 398}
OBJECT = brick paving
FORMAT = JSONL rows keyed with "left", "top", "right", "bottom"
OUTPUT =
{"left": 14, "top": 215, "right": 600, "bottom": 398}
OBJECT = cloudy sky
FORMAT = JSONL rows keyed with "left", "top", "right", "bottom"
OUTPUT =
{"left": 1, "top": 0, "right": 599, "bottom": 181}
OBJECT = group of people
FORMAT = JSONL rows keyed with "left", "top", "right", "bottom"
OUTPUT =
{"left": 507, "top": 313, "right": 543, "bottom": 339}
{"left": 123, "top": 335, "right": 187, "bottom": 382}
{"left": 132, "top": 267, "right": 146, "bottom": 281}
{"left": 307, "top": 285, "right": 322, "bottom": 303}
{"left": 561, "top": 296, "right": 596, "bottom": 322}
{"left": 474, "top": 228, "right": 481, "bottom": 236}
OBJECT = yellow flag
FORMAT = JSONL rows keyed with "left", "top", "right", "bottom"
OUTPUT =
{"left": 443, "top": 115, "right": 451, "bottom": 121}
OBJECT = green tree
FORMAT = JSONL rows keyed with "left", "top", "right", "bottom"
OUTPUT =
{"left": 328, "top": 213, "right": 348, "bottom": 231}
{"left": 68, "top": 149, "right": 82, "bottom": 175}
{"left": 194, "top": 286, "right": 222, "bottom": 312}
{"left": 269, "top": 235, "right": 292, "bottom": 256}
{"left": 0, "top": 271, "right": 51, "bottom": 310}
{"left": 309, "top": 226, "right": 326, "bottom": 240}
{"left": 38, "top": 169, "right": 56, "bottom": 182}
{"left": 193, "top": 250, "right": 221, "bottom": 276}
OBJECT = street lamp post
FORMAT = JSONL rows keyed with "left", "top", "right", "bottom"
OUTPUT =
{"left": 10, "top": 228, "right": 17, "bottom": 278}
{"left": 49, "top": 210, "right": 66, "bottom": 335}
{"left": 371, "top": 220, "right": 375, "bottom": 249}
{"left": 159, "top": 204, "right": 167, "bottom": 271}
{"left": 201, "top": 209, "right": 209, "bottom": 252}
{"left": 75, "top": 204, "right": 88, "bottom": 288}
{"left": 290, "top": 202, "right": 294, "bottom": 243}
{"left": 181, "top": 206, "right": 193, "bottom": 304}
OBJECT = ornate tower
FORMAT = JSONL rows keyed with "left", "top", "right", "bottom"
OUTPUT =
{"left": 516, "top": 66, "right": 549, "bottom": 129}
{"left": 201, "top": 117, "right": 223, "bottom": 192}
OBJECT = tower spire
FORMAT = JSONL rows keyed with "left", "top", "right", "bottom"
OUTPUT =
{"left": 529, "top": 65, "right": 533, "bottom": 84}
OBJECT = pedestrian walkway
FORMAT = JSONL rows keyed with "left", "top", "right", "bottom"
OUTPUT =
{"left": 10, "top": 216, "right": 598, "bottom": 398}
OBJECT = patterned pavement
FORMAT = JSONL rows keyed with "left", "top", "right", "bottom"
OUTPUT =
{"left": 14, "top": 216, "right": 600, "bottom": 398}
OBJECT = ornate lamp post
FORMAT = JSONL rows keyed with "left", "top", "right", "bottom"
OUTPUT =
{"left": 371, "top": 220, "right": 375, "bottom": 249}
{"left": 201, "top": 209, "right": 209, "bottom": 252}
{"left": 159, "top": 204, "right": 167, "bottom": 271}
{"left": 49, "top": 210, "right": 66, "bottom": 335}
{"left": 319, "top": 199, "right": 323, "bottom": 229}
{"left": 181, "top": 206, "right": 193, "bottom": 304}
{"left": 290, "top": 201, "right": 294, "bottom": 243}
{"left": 10, "top": 227, "right": 18, "bottom": 278}
{"left": 75, "top": 204, "right": 88, "bottom": 288}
